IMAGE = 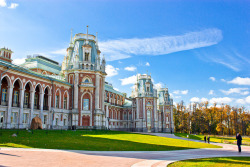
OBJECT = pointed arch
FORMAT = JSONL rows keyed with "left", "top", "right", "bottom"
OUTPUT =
{"left": 34, "top": 83, "right": 42, "bottom": 109}
{"left": 12, "top": 78, "right": 23, "bottom": 107}
{"left": 1, "top": 75, "right": 11, "bottom": 105}
{"left": 43, "top": 86, "right": 51, "bottom": 110}
{"left": 63, "top": 90, "right": 69, "bottom": 110}
{"left": 23, "top": 81, "right": 33, "bottom": 108}
{"left": 81, "top": 92, "right": 92, "bottom": 111}
{"left": 82, "top": 75, "right": 92, "bottom": 83}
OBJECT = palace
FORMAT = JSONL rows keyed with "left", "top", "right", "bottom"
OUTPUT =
{"left": 0, "top": 29, "right": 174, "bottom": 132}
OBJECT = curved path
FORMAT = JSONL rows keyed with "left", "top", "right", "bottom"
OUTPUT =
{"left": 0, "top": 134, "right": 249, "bottom": 167}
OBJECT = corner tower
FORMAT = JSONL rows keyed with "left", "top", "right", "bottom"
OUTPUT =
{"left": 61, "top": 26, "right": 106, "bottom": 128}
{"left": 131, "top": 74, "right": 158, "bottom": 132}
{"left": 157, "top": 87, "right": 174, "bottom": 132}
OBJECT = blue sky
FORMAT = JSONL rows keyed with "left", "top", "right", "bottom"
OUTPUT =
{"left": 0, "top": 0, "right": 250, "bottom": 109}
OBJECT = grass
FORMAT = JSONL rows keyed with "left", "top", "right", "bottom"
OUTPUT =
{"left": 0, "top": 129, "right": 221, "bottom": 151}
{"left": 175, "top": 133, "right": 250, "bottom": 146}
{"left": 168, "top": 157, "right": 250, "bottom": 167}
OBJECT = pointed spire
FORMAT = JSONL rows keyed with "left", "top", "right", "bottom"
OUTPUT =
{"left": 86, "top": 25, "right": 89, "bottom": 44}
{"left": 96, "top": 32, "right": 99, "bottom": 49}
{"left": 70, "top": 28, "right": 73, "bottom": 43}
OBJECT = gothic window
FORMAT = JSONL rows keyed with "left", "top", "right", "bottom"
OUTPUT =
{"left": 0, "top": 112, "right": 4, "bottom": 123}
{"left": 11, "top": 112, "right": 18, "bottom": 124}
{"left": 13, "top": 90, "right": 19, "bottom": 107}
{"left": 84, "top": 79, "right": 89, "bottom": 83}
{"left": 147, "top": 86, "right": 150, "bottom": 92}
{"left": 83, "top": 99, "right": 89, "bottom": 110}
{"left": 24, "top": 92, "right": 29, "bottom": 106}
{"left": 43, "top": 115, "right": 47, "bottom": 124}
{"left": 63, "top": 97, "right": 67, "bottom": 109}
{"left": 1, "top": 89, "right": 7, "bottom": 102}
{"left": 23, "top": 113, "right": 28, "bottom": 124}
{"left": 34, "top": 94, "right": 38, "bottom": 108}
{"left": 85, "top": 52, "right": 89, "bottom": 61}
{"left": 56, "top": 95, "right": 59, "bottom": 108}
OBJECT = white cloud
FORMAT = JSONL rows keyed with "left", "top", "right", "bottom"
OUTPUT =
{"left": 209, "top": 77, "right": 216, "bottom": 81}
{"left": 228, "top": 77, "right": 250, "bottom": 86}
{"left": 124, "top": 66, "right": 137, "bottom": 71}
{"left": 212, "top": 59, "right": 240, "bottom": 72}
{"left": 154, "top": 82, "right": 164, "bottom": 89}
{"left": 173, "top": 90, "right": 189, "bottom": 95}
{"left": 120, "top": 75, "right": 137, "bottom": 85}
{"left": 201, "top": 98, "right": 208, "bottom": 102}
{"left": 8, "top": 3, "right": 18, "bottom": 9}
{"left": 50, "top": 49, "right": 66, "bottom": 55}
{"left": 99, "top": 28, "right": 222, "bottom": 61}
{"left": 220, "top": 88, "right": 249, "bottom": 95}
{"left": 105, "top": 65, "right": 119, "bottom": 77}
{"left": 221, "top": 79, "right": 226, "bottom": 82}
{"left": 209, "top": 97, "right": 233, "bottom": 104}
{"left": 0, "top": 0, "right": 6, "bottom": 7}
{"left": 209, "top": 90, "right": 214, "bottom": 95}
{"left": 114, "top": 88, "right": 119, "bottom": 91}
{"left": 235, "top": 96, "right": 250, "bottom": 105}
{"left": 145, "top": 62, "right": 150, "bottom": 66}
{"left": 190, "top": 97, "right": 200, "bottom": 103}
{"left": 13, "top": 58, "right": 26, "bottom": 65}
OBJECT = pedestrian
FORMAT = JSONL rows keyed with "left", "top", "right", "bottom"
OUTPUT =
{"left": 207, "top": 135, "right": 210, "bottom": 144}
{"left": 204, "top": 136, "right": 206, "bottom": 143}
{"left": 236, "top": 133, "right": 242, "bottom": 152}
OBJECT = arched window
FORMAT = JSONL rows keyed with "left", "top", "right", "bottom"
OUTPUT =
{"left": 63, "top": 91, "right": 68, "bottom": 109}
{"left": 84, "top": 79, "right": 89, "bottom": 83}
{"left": 82, "top": 93, "right": 90, "bottom": 110}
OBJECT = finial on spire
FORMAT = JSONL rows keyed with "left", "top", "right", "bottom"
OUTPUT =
{"left": 96, "top": 32, "right": 99, "bottom": 49}
{"left": 70, "top": 28, "right": 73, "bottom": 43}
{"left": 146, "top": 70, "right": 148, "bottom": 76}
{"left": 86, "top": 25, "right": 89, "bottom": 44}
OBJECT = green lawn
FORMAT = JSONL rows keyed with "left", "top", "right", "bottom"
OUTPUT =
{"left": 175, "top": 133, "right": 250, "bottom": 146}
{"left": 0, "top": 130, "right": 221, "bottom": 151}
{"left": 168, "top": 157, "right": 250, "bottom": 167}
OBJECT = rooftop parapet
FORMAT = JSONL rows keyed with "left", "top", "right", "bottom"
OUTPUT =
{"left": 74, "top": 33, "right": 96, "bottom": 41}
{"left": 138, "top": 74, "right": 151, "bottom": 80}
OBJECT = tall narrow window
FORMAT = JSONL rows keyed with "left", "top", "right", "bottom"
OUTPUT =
{"left": 34, "top": 94, "right": 38, "bottom": 108}
{"left": 85, "top": 52, "right": 89, "bottom": 61}
{"left": 13, "top": 90, "right": 19, "bottom": 107}
{"left": 56, "top": 95, "right": 59, "bottom": 108}
{"left": 83, "top": 99, "right": 89, "bottom": 110}
{"left": 11, "top": 112, "right": 18, "bottom": 124}
{"left": 23, "top": 113, "right": 28, "bottom": 124}
{"left": 24, "top": 92, "right": 29, "bottom": 107}
{"left": 44, "top": 115, "right": 47, "bottom": 124}
{"left": 63, "top": 97, "right": 67, "bottom": 109}
{"left": 2, "top": 89, "right": 7, "bottom": 103}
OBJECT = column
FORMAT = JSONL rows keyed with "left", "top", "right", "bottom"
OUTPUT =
{"left": 106, "top": 105, "right": 109, "bottom": 128}
{"left": 102, "top": 77, "right": 105, "bottom": 111}
{"left": 95, "top": 74, "right": 100, "bottom": 110}
{"left": 39, "top": 92, "right": 44, "bottom": 124}
{"left": 29, "top": 90, "right": 35, "bottom": 125}
{"left": 74, "top": 72, "right": 79, "bottom": 109}
{"left": 143, "top": 98, "right": 145, "bottom": 129}
{"left": 19, "top": 88, "right": 24, "bottom": 128}
{"left": 6, "top": 85, "right": 13, "bottom": 128}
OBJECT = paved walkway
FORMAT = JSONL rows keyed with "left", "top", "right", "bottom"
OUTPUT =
{"left": 1, "top": 133, "right": 250, "bottom": 167}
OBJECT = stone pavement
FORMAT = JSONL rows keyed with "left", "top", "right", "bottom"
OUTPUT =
{"left": 0, "top": 133, "right": 250, "bottom": 167}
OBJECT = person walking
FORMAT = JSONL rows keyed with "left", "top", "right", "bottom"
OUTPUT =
{"left": 204, "top": 136, "right": 206, "bottom": 143}
{"left": 236, "top": 133, "right": 242, "bottom": 152}
{"left": 207, "top": 135, "right": 210, "bottom": 144}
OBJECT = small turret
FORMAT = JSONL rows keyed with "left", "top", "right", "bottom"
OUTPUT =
{"left": 101, "top": 54, "right": 106, "bottom": 72}
{"left": 0, "top": 47, "right": 13, "bottom": 63}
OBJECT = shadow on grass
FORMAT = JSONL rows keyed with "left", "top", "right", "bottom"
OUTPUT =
{"left": 0, "top": 129, "right": 196, "bottom": 151}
